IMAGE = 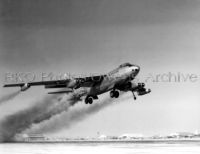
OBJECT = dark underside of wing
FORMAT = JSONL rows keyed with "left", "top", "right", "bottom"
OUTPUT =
{"left": 3, "top": 75, "right": 105, "bottom": 90}
{"left": 4, "top": 80, "right": 67, "bottom": 86}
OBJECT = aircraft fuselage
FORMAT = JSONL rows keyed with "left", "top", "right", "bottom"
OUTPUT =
{"left": 86, "top": 64, "right": 140, "bottom": 97}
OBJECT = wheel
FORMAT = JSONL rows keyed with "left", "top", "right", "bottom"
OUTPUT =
{"left": 132, "top": 91, "right": 136, "bottom": 100}
{"left": 85, "top": 99, "right": 88, "bottom": 104}
{"left": 110, "top": 91, "right": 115, "bottom": 98}
{"left": 88, "top": 97, "right": 93, "bottom": 104}
{"left": 114, "top": 91, "right": 119, "bottom": 98}
{"left": 85, "top": 96, "right": 93, "bottom": 104}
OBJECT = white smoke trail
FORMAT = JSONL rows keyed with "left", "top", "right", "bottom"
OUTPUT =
{"left": 0, "top": 88, "right": 132, "bottom": 142}
{"left": 28, "top": 93, "right": 131, "bottom": 134}
{"left": 0, "top": 91, "right": 20, "bottom": 105}
{"left": 0, "top": 95, "right": 60, "bottom": 142}
{"left": 0, "top": 88, "right": 87, "bottom": 142}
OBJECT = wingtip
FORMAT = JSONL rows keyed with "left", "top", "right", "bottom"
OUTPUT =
{"left": 3, "top": 84, "right": 13, "bottom": 87}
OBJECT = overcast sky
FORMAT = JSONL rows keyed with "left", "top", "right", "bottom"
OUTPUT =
{"left": 0, "top": 0, "right": 200, "bottom": 137}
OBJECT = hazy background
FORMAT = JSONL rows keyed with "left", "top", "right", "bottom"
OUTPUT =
{"left": 0, "top": 0, "right": 200, "bottom": 137}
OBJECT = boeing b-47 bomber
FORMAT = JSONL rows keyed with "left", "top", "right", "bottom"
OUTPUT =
{"left": 4, "top": 63, "right": 151, "bottom": 104}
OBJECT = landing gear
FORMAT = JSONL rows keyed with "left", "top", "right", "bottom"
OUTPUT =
{"left": 110, "top": 91, "right": 115, "bottom": 98}
{"left": 114, "top": 91, "right": 119, "bottom": 98}
{"left": 132, "top": 91, "right": 137, "bottom": 100}
{"left": 110, "top": 90, "right": 119, "bottom": 98}
{"left": 93, "top": 95, "right": 99, "bottom": 100}
{"left": 85, "top": 96, "right": 93, "bottom": 104}
{"left": 85, "top": 95, "right": 98, "bottom": 104}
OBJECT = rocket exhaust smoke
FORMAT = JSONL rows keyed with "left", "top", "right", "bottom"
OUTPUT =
{"left": 32, "top": 89, "right": 87, "bottom": 124}
{"left": 0, "top": 87, "right": 130, "bottom": 142}
{"left": 0, "top": 95, "right": 62, "bottom": 142}
{"left": 0, "top": 89, "right": 86, "bottom": 142}
{"left": 28, "top": 93, "right": 131, "bottom": 134}
{"left": 0, "top": 91, "right": 20, "bottom": 105}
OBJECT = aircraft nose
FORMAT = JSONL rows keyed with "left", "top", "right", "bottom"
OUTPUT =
{"left": 133, "top": 66, "right": 140, "bottom": 73}
{"left": 135, "top": 66, "right": 140, "bottom": 72}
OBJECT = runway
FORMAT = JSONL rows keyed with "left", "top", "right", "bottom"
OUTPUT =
{"left": 1, "top": 141, "right": 200, "bottom": 154}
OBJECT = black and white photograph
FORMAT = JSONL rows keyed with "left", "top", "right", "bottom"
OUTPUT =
{"left": 0, "top": 0, "right": 200, "bottom": 153}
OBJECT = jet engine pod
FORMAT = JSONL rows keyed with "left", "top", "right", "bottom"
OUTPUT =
{"left": 21, "top": 83, "right": 30, "bottom": 91}
{"left": 137, "top": 88, "right": 151, "bottom": 95}
{"left": 138, "top": 82, "right": 145, "bottom": 88}
{"left": 67, "top": 79, "right": 78, "bottom": 88}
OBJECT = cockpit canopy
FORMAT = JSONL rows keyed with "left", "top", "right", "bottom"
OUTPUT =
{"left": 119, "top": 63, "right": 133, "bottom": 68}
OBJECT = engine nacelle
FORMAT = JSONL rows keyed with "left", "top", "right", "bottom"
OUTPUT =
{"left": 21, "top": 83, "right": 30, "bottom": 91}
{"left": 117, "top": 82, "right": 149, "bottom": 94}
{"left": 131, "top": 82, "right": 145, "bottom": 91}
{"left": 127, "top": 82, "right": 146, "bottom": 90}
{"left": 67, "top": 79, "right": 78, "bottom": 88}
{"left": 137, "top": 89, "right": 151, "bottom": 95}
{"left": 119, "top": 81, "right": 138, "bottom": 91}
{"left": 138, "top": 83, "right": 145, "bottom": 88}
